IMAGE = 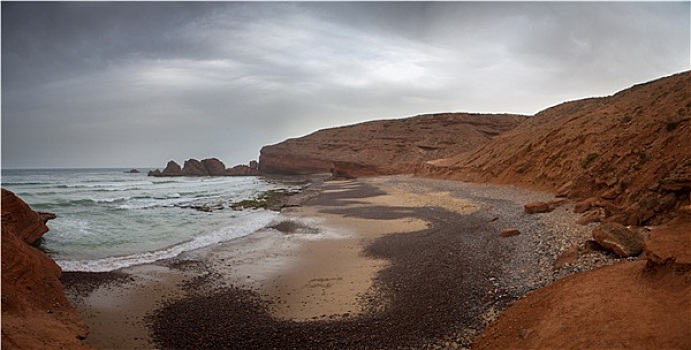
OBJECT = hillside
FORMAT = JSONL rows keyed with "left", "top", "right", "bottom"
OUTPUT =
{"left": 259, "top": 113, "right": 527, "bottom": 177}
{"left": 422, "top": 71, "right": 691, "bottom": 226}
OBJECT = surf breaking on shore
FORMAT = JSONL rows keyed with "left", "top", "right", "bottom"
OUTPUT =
{"left": 61, "top": 175, "right": 629, "bottom": 349}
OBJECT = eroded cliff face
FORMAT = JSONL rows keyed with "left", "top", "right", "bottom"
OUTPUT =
{"left": 1, "top": 189, "right": 92, "bottom": 350}
{"left": 422, "top": 71, "right": 691, "bottom": 226}
{"left": 259, "top": 113, "right": 527, "bottom": 177}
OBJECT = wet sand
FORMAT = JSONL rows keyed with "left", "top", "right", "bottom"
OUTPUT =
{"left": 63, "top": 175, "right": 611, "bottom": 349}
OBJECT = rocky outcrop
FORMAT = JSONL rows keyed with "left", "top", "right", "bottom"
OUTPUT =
{"left": 473, "top": 217, "right": 691, "bottom": 350}
{"left": 182, "top": 159, "right": 206, "bottom": 176}
{"left": 259, "top": 113, "right": 526, "bottom": 177}
{"left": 160, "top": 160, "right": 183, "bottom": 176}
{"left": 202, "top": 158, "right": 227, "bottom": 176}
{"left": 644, "top": 216, "right": 691, "bottom": 272}
{"left": 423, "top": 71, "right": 691, "bottom": 226}
{"left": 1, "top": 189, "right": 92, "bottom": 349}
{"left": 149, "top": 158, "right": 259, "bottom": 177}
{"left": 227, "top": 164, "right": 259, "bottom": 176}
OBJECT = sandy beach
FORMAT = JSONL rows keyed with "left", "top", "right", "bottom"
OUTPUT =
{"left": 63, "top": 176, "right": 627, "bottom": 349}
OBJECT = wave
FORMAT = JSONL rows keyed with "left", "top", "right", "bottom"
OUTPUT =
{"left": 56, "top": 181, "right": 154, "bottom": 190}
{"left": 55, "top": 210, "right": 279, "bottom": 272}
{"left": 1, "top": 182, "right": 53, "bottom": 186}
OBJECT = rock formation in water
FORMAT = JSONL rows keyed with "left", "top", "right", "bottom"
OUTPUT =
{"left": 149, "top": 158, "right": 259, "bottom": 177}
{"left": 1, "top": 189, "right": 92, "bottom": 349}
{"left": 258, "top": 113, "right": 527, "bottom": 177}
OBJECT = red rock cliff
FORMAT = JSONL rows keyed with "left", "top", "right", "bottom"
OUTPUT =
{"left": 423, "top": 71, "right": 691, "bottom": 225}
{"left": 259, "top": 113, "right": 527, "bottom": 177}
{"left": 1, "top": 189, "right": 92, "bottom": 349}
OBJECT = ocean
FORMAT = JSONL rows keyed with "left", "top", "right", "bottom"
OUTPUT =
{"left": 1, "top": 168, "right": 296, "bottom": 272}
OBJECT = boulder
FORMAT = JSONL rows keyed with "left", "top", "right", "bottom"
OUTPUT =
{"left": 577, "top": 210, "right": 603, "bottom": 225}
{"left": 126, "top": 169, "right": 140, "bottom": 174}
{"left": 148, "top": 169, "right": 162, "bottom": 177}
{"left": 500, "top": 228, "right": 521, "bottom": 237}
{"left": 160, "top": 160, "right": 183, "bottom": 176}
{"left": 524, "top": 202, "right": 552, "bottom": 214}
{"left": 547, "top": 198, "right": 568, "bottom": 208}
{"left": 592, "top": 222, "right": 645, "bottom": 257}
{"left": 182, "top": 159, "right": 207, "bottom": 176}
{"left": 553, "top": 245, "right": 579, "bottom": 270}
{"left": 202, "top": 158, "right": 227, "bottom": 176}
{"left": 249, "top": 160, "right": 259, "bottom": 170}
{"left": 583, "top": 239, "right": 608, "bottom": 253}
{"left": 574, "top": 197, "right": 599, "bottom": 214}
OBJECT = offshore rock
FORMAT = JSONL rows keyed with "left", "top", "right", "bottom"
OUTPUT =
{"left": 202, "top": 158, "right": 227, "bottom": 176}
{"left": 150, "top": 158, "right": 254, "bottom": 177}
{"left": 1, "top": 189, "right": 92, "bottom": 349}
{"left": 227, "top": 164, "right": 260, "bottom": 176}
{"left": 161, "top": 160, "right": 183, "bottom": 176}
{"left": 182, "top": 159, "right": 206, "bottom": 176}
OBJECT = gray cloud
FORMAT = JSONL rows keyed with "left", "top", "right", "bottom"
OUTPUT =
{"left": 2, "top": 2, "right": 689, "bottom": 169}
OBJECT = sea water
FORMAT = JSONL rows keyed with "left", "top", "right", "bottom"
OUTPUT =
{"left": 1, "top": 168, "right": 293, "bottom": 272}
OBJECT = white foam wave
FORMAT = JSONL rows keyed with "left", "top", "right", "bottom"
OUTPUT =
{"left": 55, "top": 210, "right": 280, "bottom": 272}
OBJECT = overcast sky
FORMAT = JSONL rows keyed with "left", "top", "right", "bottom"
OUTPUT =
{"left": 2, "top": 2, "right": 689, "bottom": 169}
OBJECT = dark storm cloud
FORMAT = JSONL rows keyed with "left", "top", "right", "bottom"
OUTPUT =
{"left": 2, "top": 2, "right": 689, "bottom": 169}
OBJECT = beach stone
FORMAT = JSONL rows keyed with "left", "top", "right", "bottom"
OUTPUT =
{"left": 577, "top": 210, "right": 602, "bottom": 225}
{"left": 547, "top": 198, "right": 568, "bottom": 208}
{"left": 500, "top": 228, "right": 521, "bottom": 237}
{"left": 574, "top": 197, "right": 599, "bottom": 214}
{"left": 553, "top": 245, "right": 579, "bottom": 270}
{"left": 524, "top": 202, "right": 552, "bottom": 214}
{"left": 592, "top": 223, "right": 645, "bottom": 258}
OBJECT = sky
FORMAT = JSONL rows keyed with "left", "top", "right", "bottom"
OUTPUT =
{"left": 2, "top": 2, "right": 689, "bottom": 169}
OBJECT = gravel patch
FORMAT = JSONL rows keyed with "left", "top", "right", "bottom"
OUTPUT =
{"left": 61, "top": 271, "right": 135, "bottom": 298}
{"left": 147, "top": 176, "right": 633, "bottom": 350}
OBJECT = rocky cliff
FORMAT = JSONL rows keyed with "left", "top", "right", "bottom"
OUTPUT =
{"left": 1, "top": 189, "right": 92, "bottom": 349}
{"left": 259, "top": 113, "right": 527, "bottom": 177}
{"left": 422, "top": 71, "right": 691, "bottom": 226}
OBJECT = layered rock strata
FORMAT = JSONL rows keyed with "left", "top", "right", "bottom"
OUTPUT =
{"left": 258, "top": 113, "right": 527, "bottom": 177}
{"left": 422, "top": 71, "right": 691, "bottom": 226}
{"left": 1, "top": 189, "right": 92, "bottom": 349}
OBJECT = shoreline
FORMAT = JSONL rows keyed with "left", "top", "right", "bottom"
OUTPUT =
{"left": 62, "top": 175, "right": 628, "bottom": 349}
